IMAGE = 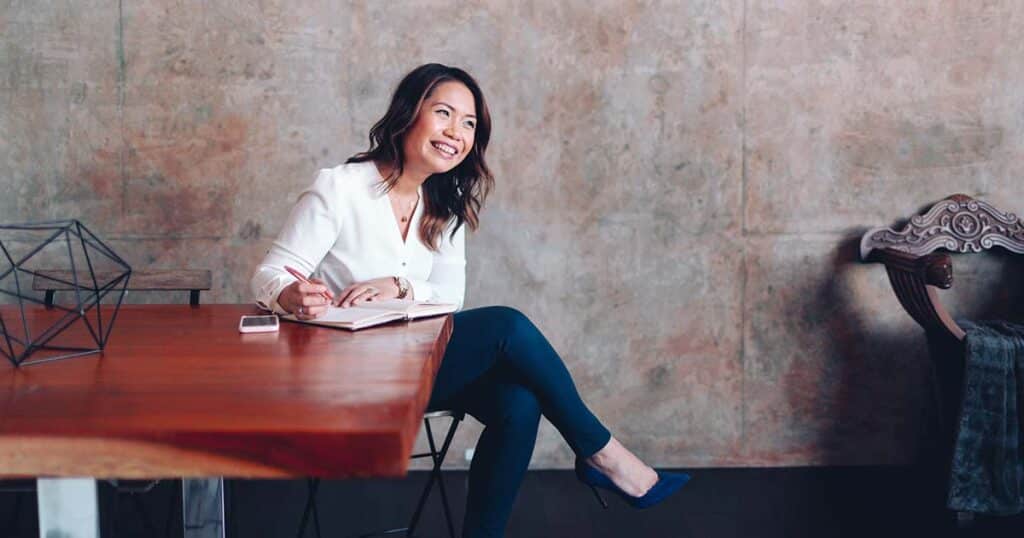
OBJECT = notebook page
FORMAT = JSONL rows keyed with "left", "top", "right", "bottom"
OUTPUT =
{"left": 317, "top": 306, "right": 398, "bottom": 324}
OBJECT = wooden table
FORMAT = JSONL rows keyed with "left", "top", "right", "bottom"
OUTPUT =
{"left": 0, "top": 304, "right": 453, "bottom": 537}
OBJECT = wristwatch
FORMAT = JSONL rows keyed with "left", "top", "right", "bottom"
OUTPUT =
{"left": 393, "top": 276, "right": 410, "bottom": 299}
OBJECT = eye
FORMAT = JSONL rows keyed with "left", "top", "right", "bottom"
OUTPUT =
{"left": 464, "top": 120, "right": 476, "bottom": 129}
{"left": 435, "top": 108, "right": 450, "bottom": 117}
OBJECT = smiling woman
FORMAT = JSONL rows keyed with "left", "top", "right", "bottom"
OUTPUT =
{"left": 347, "top": 65, "right": 493, "bottom": 252}
{"left": 250, "top": 63, "right": 689, "bottom": 537}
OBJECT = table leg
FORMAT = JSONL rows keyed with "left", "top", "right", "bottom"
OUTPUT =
{"left": 182, "top": 478, "right": 225, "bottom": 538}
{"left": 36, "top": 478, "right": 99, "bottom": 538}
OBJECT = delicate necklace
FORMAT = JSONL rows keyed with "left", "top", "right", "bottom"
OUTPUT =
{"left": 400, "top": 202, "right": 414, "bottom": 222}
{"left": 393, "top": 193, "right": 419, "bottom": 223}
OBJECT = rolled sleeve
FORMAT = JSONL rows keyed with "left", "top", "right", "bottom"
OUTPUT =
{"left": 250, "top": 169, "right": 341, "bottom": 312}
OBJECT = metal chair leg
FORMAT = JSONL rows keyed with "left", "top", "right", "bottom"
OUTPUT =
{"left": 405, "top": 420, "right": 441, "bottom": 536}
{"left": 339, "top": 411, "right": 463, "bottom": 538}
{"left": 312, "top": 485, "right": 322, "bottom": 538}
{"left": 296, "top": 478, "right": 321, "bottom": 538}
{"left": 431, "top": 417, "right": 462, "bottom": 538}
{"left": 407, "top": 414, "right": 462, "bottom": 538}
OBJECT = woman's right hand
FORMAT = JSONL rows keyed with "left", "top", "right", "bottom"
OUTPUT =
{"left": 276, "top": 279, "right": 334, "bottom": 320}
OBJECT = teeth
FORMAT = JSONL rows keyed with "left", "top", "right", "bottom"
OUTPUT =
{"left": 433, "top": 142, "right": 457, "bottom": 155}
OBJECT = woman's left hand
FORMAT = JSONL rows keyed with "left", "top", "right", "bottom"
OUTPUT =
{"left": 335, "top": 277, "right": 401, "bottom": 308}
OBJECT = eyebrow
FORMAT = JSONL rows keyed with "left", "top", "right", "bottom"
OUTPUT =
{"left": 434, "top": 101, "right": 477, "bottom": 119}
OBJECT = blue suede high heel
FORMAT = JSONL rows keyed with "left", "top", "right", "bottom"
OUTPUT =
{"left": 574, "top": 457, "right": 690, "bottom": 510}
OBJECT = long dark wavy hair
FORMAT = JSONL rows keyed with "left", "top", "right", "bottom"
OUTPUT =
{"left": 347, "top": 63, "right": 494, "bottom": 251}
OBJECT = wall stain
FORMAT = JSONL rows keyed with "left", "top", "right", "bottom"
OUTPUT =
{"left": 119, "top": 114, "right": 250, "bottom": 235}
{"left": 239, "top": 220, "right": 262, "bottom": 240}
{"left": 70, "top": 82, "right": 87, "bottom": 104}
{"left": 836, "top": 109, "right": 1004, "bottom": 172}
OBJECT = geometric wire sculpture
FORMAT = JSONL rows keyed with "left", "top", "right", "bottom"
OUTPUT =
{"left": 0, "top": 219, "right": 131, "bottom": 367}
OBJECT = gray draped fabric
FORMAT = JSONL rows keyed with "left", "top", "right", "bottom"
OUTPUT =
{"left": 947, "top": 320, "right": 1024, "bottom": 515}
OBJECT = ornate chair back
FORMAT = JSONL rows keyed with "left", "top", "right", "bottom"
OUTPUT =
{"left": 861, "top": 193, "right": 1024, "bottom": 341}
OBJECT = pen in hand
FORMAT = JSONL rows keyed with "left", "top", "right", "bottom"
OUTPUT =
{"left": 284, "top": 266, "right": 334, "bottom": 303}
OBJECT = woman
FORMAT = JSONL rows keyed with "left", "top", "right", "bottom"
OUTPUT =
{"left": 251, "top": 63, "right": 689, "bottom": 537}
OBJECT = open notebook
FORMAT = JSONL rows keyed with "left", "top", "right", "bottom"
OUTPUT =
{"left": 280, "top": 299, "right": 457, "bottom": 331}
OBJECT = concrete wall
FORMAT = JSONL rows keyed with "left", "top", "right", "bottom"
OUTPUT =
{"left": 3, "top": 1, "right": 1024, "bottom": 468}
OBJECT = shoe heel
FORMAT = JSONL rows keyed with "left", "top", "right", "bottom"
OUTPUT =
{"left": 587, "top": 484, "right": 609, "bottom": 509}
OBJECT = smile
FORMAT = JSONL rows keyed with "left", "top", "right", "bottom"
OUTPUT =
{"left": 431, "top": 141, "right": 458, "bottom": 158}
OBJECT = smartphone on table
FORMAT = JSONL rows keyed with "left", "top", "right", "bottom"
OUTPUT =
{"left": 238, "top": 315, "right": 279, "bottom": 333}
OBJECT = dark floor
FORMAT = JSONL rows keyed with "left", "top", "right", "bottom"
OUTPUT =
{"left": 2, "top": 466, "right": 1022, "bottom": 537}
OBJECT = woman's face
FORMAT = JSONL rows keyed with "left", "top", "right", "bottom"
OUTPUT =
{"left": 402, "top": 81, "right": 477, "bottom": 176}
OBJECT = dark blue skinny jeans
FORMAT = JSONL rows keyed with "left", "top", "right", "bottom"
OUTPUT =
{"left": 427, "top": 306, "right": 612, "bottom": 538}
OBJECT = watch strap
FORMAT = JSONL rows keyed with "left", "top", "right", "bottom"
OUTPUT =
{"left": 393, "top": 276, "right": 409, "bottom": 299}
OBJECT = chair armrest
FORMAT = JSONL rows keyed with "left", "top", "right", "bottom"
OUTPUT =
{"left": 865, "top": 248, "right": 953, "bottom": 289}
{"left": 863, "top": 248, "right": 964, "bottom": 341}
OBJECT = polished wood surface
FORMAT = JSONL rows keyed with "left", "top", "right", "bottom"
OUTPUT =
{"left": 865, "top": 247, "right": 964, "bottom": 340}
{"left": 0, "top": 305, "right": 452, "bottom": 479}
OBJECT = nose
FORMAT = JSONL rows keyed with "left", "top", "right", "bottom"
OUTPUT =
{"left": 443, "top": 122, "right": 460, "bottom": 142}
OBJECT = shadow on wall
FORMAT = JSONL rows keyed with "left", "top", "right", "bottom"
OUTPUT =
{"left": 817, "top": 227, "right": 1024, "bottom": 465}
{"left": 819, "top": 233, "right": 933, "bottom": 465}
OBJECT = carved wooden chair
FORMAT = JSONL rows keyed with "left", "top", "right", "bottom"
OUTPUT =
{"left": 860, "top": 193, "right": 1024, "bottom": 524}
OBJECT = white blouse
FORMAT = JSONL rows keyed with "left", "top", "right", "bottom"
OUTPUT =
{"left": 250, "top": 160, "right": 466, "bottom": 313}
